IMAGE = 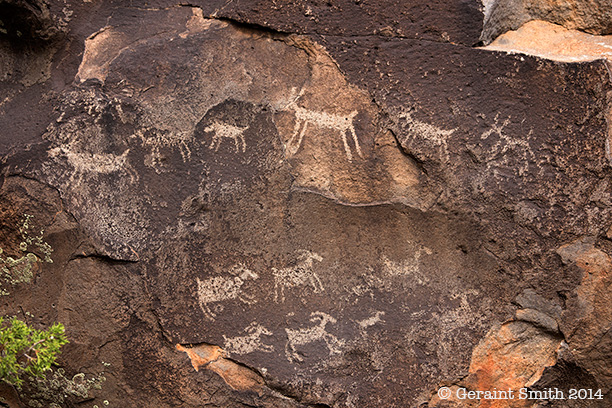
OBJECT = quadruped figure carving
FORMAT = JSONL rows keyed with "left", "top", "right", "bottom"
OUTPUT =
{"left": 204, "top": 121, "right": 249, "bottom": 153}
{"left": 272, "top": 250, "right": 324, "bottom": 303}
{"left": 284, "top": 88, "right": 363, "bottom": 161}
{"left": 223, "top": 322, "right": 275, "bottom": 355}
{"left": 285, "top": 311, "right": 345, "bottom": 362}
{"left": 197, "top": 264, "right": 258, "bottom": 320}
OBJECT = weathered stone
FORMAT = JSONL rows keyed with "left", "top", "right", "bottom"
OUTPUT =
{"left": 557, "top": 239, "right": 612, "bottom": 391}
{"left": 429, "top": 321, "right": 562, "bottom": 408}
{"left": 515, "top": 308, "right": 559, "bottom": 333}
{"left": 485, "top": 20, "right": 612, "bottom": 62}
{"left": 1, "top": 1, "right": 612, "bottom": 407}
{"left": 481, "top": 0, "right": 612, "bottom": 44}
{"left": 214, "top": 0, "right": 484, "bottom": 45}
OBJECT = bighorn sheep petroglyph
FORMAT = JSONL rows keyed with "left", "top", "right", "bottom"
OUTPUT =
{"left": 272, "top": 250, "right": 324, "bottom": 303}
{"left": 285, "top": 311, "right": 345, "bottom": 362}
{"left": 204, "top": 121, "right": 249, "bottom": 152}
{"left": 197, "top": 264, "right": 258, "bottom": 320}
{"left": 284, "top": 87, "right": 363, "bottom": 161}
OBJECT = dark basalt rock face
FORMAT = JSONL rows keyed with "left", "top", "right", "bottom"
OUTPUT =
{"left": 1, "top": 1, "right": 612, "bottom": 407}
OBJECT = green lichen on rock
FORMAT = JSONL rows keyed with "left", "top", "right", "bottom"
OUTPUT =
{"left": 0, "top": 215, "right": 53, "bottom": 295}
{"left": 25, "top": 365, "right": 108, "bottom": 408}
{"left": 19, "top": 214, "right": 53, "bottom": 263}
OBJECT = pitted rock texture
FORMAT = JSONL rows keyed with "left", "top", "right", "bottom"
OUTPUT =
{"left": 1, "top": 1, "right": 612, "bottom": 408}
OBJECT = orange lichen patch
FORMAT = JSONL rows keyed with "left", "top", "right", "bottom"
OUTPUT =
{"left": 471, "top": 323, "right": 561, "bottom": 407}
{"left": 176, "top": 343, "right": 265, "bottom": 394}
{"left": 430, "top": 321, "right": 562, "bottom": 408}
{"left": 208, "top": 358, "right": 265, "bottom": 392}
{"left": 465, "top": 322, "right": 561, "bottom": 408}
{"left": 175, "top": 343, "right": 224, "bottom": 371}
{"left": 484, "top": 20, "right": 612, "bottom": 63}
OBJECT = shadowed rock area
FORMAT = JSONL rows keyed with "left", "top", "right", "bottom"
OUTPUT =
{"left": 1, "top": 1, "right": 612, "bottom": 407}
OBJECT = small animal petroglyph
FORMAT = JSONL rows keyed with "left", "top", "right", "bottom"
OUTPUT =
{"left": 284, "top": 88, "right": 363, "bottom": 161}
{"left": 223, "top": 322, "right": 275, "bottom": 356}
{"left": 204, "top": 120, "right": 249, "bottom": 152}
{"left": 197, "top": 264, "right": 258, "bottom": 320}
{"left": 285, "top": 311, "right": 345, "bottom": 362}
{"left": 382, "top": 245, "right": 433, "bottom": 278}
{"left": 398, "top": 111, "right": 456, "bottom": 162}
{"left": 356, "top": 311, "right": 385, "bottom": 331}
{"left": 272, "top": 250, "right": 324, "bottom": 303}
{"left": 480, "top": 113, "right": 534, "bottom": 176}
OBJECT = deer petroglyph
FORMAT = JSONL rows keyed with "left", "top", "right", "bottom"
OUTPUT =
{"left": 284, "top": 88, "right": 362, "bottom": 161}
{"left": 272, "top": 250, "right": 324, "bottom": 303}
{"left": 285, "top": 311, "right": 345, "bottom": 362}
{"left": 223, "top": 322, "right": 275, "bottom": 356}
{"left": 197, "top": 264, "right": 258, "bottom": 320}
{"left": 204, "top": 121, "right": 249, "bottom": 153}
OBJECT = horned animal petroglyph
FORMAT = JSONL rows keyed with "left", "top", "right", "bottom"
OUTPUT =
{"left": 223, "top": 322, "right": 274, "bottom": 356}
{"left": 204, "top": 121, "right": 248, "bottom": 152}
{"left": 285, "top": 311, "right": 345, "bottom": 362}
{"left": 284, "top": 88, "right": 362, "bottom": 161}
{"left": 272, "top": 250, "right": 324, "bottom": 303}
{"left": 197, "top": 264, "right": 258, "bottom": 320}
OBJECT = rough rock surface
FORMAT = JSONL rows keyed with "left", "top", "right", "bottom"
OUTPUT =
{"left": 1, "top": 1, "right": 612, "bottom": 408}
{"left": 485, "top": 20, "right": 612, "bottom": 62}
{"left": 481, "top": 0, "right": 612, "bottom": 44}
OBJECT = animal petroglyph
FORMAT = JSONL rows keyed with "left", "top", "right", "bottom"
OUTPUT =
{"left": 284, "top": 88, "right": 363, "bottom": 161}
{"left": 272, "top": 250, "right": 324, "bottom": 303}
{"left": 382, "top": 245, "right": 433, "bottom": 278}
{"left": 285, "top": 311, "right": 345, "bottom": 362}
{"left": 398, "top": 111, "right": 456, "bottom": 162}
{"left": 197, "top": 264, "right": 258, "bottom": 320}
{"left": 223, "top": 322, "right": 274, "bottom": 356}
{"left": 204, "top": 120, "right": 249, "bottom": 153}
{"left": 480, "top": 113, "right": 534, "bottom": 176}
{"left": 136, "top": 127, "right": 194, "bottom": 166}
{"left": 357, "top": 311, "right": 386, "bottom": 331}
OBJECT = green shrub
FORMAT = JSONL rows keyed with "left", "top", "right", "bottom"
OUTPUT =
{"left": 0, "top": 317, "right": 68, "bottom": 388}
